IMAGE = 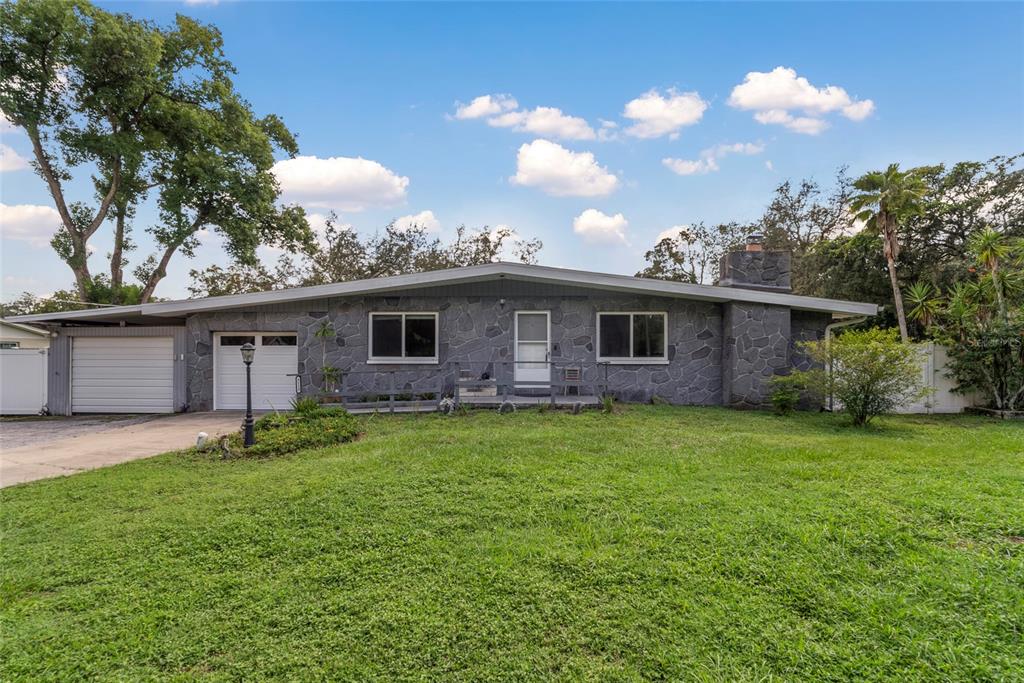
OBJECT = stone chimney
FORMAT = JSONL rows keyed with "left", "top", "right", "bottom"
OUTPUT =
{"left": 717, "top": 233, "right": 791, "bottom": 293}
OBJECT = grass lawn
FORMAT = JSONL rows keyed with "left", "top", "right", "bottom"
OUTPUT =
{"left": 2, "top": 407, "right": 1022, "bottom": 681}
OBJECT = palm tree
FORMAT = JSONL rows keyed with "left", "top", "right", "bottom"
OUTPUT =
{"left": 905, "top": 281, "right": 942, "bottom": 331}
{"left": 969, "top": 227, "right": 1013, "bottom": 321}
{"left": 851, "top": 164, "right": 929, "bottom": 342}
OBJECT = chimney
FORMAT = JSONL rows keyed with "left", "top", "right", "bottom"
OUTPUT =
{"left": 717, "top": 234, "right": 791, "bottom": 292}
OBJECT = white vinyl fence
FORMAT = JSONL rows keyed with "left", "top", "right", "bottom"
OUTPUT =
{"left": 0, "top": 348, "right": 48, "bottom": 415}
{"left": 896, "top": 342, "right": 979, "bottom": 414}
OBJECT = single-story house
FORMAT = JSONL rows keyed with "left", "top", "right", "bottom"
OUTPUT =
{"left": 10, "top": 239, "right": 877, "bottom": 415}
{"left": 0, "top": 319, "right": 50, "bottom": 415}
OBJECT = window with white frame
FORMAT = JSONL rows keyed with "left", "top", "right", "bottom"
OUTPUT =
{"left": 369, "top": 312, "right": 439, "bottom": 362}
{"left": 597, "top": 312, "right": 667, "bottom": 362}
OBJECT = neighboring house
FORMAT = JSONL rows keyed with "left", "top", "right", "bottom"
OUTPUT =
{"left": 10, "top": 239, "right": 877, "bottom": 415}
{"left": 0, "top": 319, "right": 50, "bottom": 415}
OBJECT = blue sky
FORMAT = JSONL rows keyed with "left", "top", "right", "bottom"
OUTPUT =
{"left": 2, "top": 1, "right": 1022, "bottom": 300}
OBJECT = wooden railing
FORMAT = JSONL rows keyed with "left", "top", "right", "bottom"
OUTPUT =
{"left": 313, "top": 361, "right": 611, "bottom": 413}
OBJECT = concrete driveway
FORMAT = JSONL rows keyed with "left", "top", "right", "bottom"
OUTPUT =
{"left": 1, "top": 412, "right": 244, "bottom": 488}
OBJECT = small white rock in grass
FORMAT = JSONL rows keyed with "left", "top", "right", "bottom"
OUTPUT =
{"left": 196, "top": 432, "right": 208, "bottom": 449}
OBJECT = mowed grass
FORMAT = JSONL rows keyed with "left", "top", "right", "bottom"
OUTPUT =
{"left": 1, "top": 407, "right": 1022, "bottom": 681}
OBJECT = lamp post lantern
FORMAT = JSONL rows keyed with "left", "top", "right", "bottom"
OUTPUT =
{"left": 240, "top": 342, "right": 256, "bottom": 447}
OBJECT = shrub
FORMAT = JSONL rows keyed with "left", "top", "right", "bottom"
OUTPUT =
{"left": 290, "top": 396, "right": 323, "bottom": 415}
{"left": 944, "top": 319, "right": 1024, "bottom": 411}
{"left": 793, "top": 328, "right": 927, "bottom": 426}
{"left": 768, "top": 374, "right": 805, "bottom": 415}
{"left": 255, "top": 412, "right": 294, "bottom": 432}
{"left": 601, "top": 394, "right": 616, "bottom": 414}
{"left": 225, "top": 409, "right": 361, "bottom": 457}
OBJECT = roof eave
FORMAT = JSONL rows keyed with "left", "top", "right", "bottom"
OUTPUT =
{"left": 7, "top": 262, "right": 878, "bottom": 322}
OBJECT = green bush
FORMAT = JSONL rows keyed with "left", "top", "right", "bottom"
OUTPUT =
{"left": 793, "top": 328, "right": 927, "bottom": 426}
{"left": 254, "top": 412, "right": 294, "bottom": 432}
{"left": 768, "top": 374, "right": 805, "bottom": 415}
{"left": 226, "top": 410, "right": 361, "bottom": 457}
{"left": 290, "top": 396, "right": 323, "bottom": 415}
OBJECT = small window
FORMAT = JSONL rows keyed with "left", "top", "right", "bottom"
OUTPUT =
{"left": 0, "top": 342, "right": 20, "bottom": 349}
{"left": 262, "top": 335, "right": 297, "bottom": 347}
{"left": 220, "top": 335, "right": 256, "bottom": 346}
{"left": 597, "top": 313, "right": 667, "bottom": 362}
{"left": 369, "top": 313, "right": 438, "bottom": 362}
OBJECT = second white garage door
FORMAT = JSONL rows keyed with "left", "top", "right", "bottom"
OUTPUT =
{"left": 71, "top": 337, "right": 174, "bottom": 413}
{"left": 214, "top": 333, "right": 299, "bottom": 410}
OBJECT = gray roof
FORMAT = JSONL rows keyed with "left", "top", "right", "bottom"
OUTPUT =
{"left": 0, "top": 319, "right": 51, "bottom": 336}
{"left": 9, "top": 261, "right": 877, "bottom": 324}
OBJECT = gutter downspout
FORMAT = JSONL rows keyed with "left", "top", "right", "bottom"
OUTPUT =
{"left": 823, "top": 315, "right": 868, "bottom": 412}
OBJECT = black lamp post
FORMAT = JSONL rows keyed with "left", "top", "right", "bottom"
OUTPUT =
{"left": 240, "top": 342, "right": 256, "bottom": 447}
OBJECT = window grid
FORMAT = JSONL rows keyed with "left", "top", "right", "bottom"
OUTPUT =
{"left": 596, "top": 312, "right": 668, "bottom": 362}
{"left": 368, "top": 312, "right": 439, "bottom": 363}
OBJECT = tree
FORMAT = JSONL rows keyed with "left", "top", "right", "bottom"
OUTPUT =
{"left": 0, "top": 0, "right": 310, "bottom": 303}
{"left": 186, "top": 260, "right": 302, "bottom": 299}
{"left": 188, "top": 216, "right": 544, "bottom": 297}
{"left": 794, "top": 328, "right": 927, "bottom": 426}
{"left": 909, "top": 227, "right": 1023, "bottom": 411}
{"left": 636, "top": 222, "right": 751, "bottom": 284}
{"left": 756, "top": 168, "right": 856, "bottom": 293}
{"left": 850, "top": 164, "right": 929, "bottom": 342}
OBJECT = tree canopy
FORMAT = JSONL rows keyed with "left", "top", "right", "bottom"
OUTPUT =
{"left": 0, "top": 0, "right": 311, "bottom": 303}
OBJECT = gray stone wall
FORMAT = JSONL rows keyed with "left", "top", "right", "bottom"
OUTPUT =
{"left": 722, "top": 302, "right": 791, "bottom": 408}
{"left": 718, "top": 251, "right": 792, "bottom": 292}
{"left": 184, "top": 290, "right": 724, "bottom": 409}
{"left": 790, "top": 311, "right": 831, "bottom": 373}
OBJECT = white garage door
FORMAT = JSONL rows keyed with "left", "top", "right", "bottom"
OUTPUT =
{"left": 214, "top": 333, "right": 298, "bottom": 410}
{"left": 72, "top": 337, "right": 174, "bottom": 413}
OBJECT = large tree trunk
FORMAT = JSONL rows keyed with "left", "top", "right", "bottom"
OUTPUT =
{"left": 886, "top": 251, "right": 910, "bottom": 343}
{"left": 139, "top": 244, "right": 177, "bottom": 303}
{"left": 27, "top": 125, "right": 120, "bottom": 302}
{"left": 880, "top": 212, "right": 909, "bottom": 343}
{"left": 110, "top": 203, "right": 127, "bottom": 299}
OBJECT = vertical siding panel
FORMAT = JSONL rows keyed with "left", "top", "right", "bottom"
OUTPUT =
{"left": 47, "top": 333, "right": 72, "bottom": 415}
{"left": 173, "top": 328, "right": 187, "bottom": 411}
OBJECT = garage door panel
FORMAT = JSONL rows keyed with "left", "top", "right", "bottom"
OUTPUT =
{"left": 72, "top": 337, "right": 174, "bottom": 413}
{"left": 215, "top": 333, "right": 298, "bottom": 410}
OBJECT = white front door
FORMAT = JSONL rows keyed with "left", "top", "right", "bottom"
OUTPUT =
{"left": 214, "top": 333, "right": 299, "bottom": 410}
{"left": 514, "top": 311, "right": 550, "bottom": 387}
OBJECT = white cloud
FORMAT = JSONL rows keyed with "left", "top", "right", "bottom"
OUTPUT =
{"left": 394, "top": 209, "right": 441, "bottom": 233}
{"left": 488, "top": 224, "right": 523, "bottom": 261}
{"left": 753, "top": 109, "right": 829, "bottom": 135}
{"left": 622, "top": 88, "right": 708, "bottom": 139}
{"left": 765, "top": 160, "right": 774, "bottom": 171}
{"left": 842, "top": 100, "right": 875, "bottom": 121}
{"left": 0, "top": 112, "right": 16, "bottom": 132}
{"left": 655, "top": 224, "right": 690, "bottom": 243}
{"left": 573, "top": 209, "right": 629, "bottom": 245}
{"left": 510, "top": 139, "right": 619, "bottom": 197}
{"left": 661, "top": 158, "right": 712, "bottom": 176}
{"left": 0, "top": 203, "right": 61, "bottom": 247}
{"left": 487, "top": 106, "right": 596, "bottom": 141}
{"left": 662, "top": 141, "right": 764, "bottom": 176}
{"left": 184, "top": 0, "right": 220, "bottom": 6}
{"left": 272, "top": 155, "right": 409, "bottom": 211}
{"left": 453, "top": 94, "right": 518, "bottom": 120}
{"left": 729, "top": 67, "right": 874, "bottom": 134}
{"left": 0, "top": 144, "right": 29, "bottom": 172}
{"left": 597, "top": 119, "right": 619, "bottom": 142}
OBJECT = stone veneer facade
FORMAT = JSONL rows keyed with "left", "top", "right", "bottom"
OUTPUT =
{"left": 183, "top": 284, "right": 831, "bottom": 412}
{"left": 184, "top": 289, "right": 727, "bottom": 410}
